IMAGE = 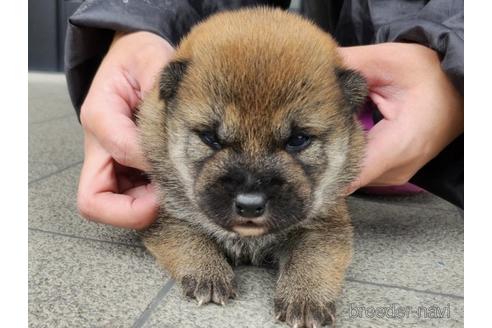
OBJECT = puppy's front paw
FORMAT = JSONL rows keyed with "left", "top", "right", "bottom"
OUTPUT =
{"left": 181, "top": 272, "right": 237, "bottom": 306}
{"left": 274, "top": 295, "right": 336, "bottom": 328}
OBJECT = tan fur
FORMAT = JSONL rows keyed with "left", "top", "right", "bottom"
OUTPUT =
{"left": 137, "top": 7, "right": 366, "bottom": 328}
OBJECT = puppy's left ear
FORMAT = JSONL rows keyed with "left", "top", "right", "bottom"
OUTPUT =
{"left": 335, "top": 68, "right": 368, "bottom": 114}
{"left": 159, "top": 59, "right": 189, "bottom": 102}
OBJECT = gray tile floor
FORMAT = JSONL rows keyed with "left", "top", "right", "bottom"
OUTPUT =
{"left": 28, "top": 73, "right": 464, "bottom": 327}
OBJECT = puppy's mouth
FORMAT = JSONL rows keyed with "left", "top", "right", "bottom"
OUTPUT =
{"left": 230, "top": 218, "right": 268, "bottom": 237}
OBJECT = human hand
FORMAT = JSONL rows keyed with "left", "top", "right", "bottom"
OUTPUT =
{"left": 338, "top": 43, "right": 463, "bottom": 194}
{"left": 77, "top": 31, "right": 175, "bottom": 229}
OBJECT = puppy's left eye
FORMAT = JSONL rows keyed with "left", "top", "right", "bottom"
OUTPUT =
{"left": 285, "top": 133, "right": 311, "bottom": 152}
{"left": 199, "top": 131, "right": 222, "bottom": 150}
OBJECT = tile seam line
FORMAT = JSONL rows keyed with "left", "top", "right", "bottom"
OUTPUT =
{"left": 28, "top": 227, "right": 144, "bottom": 249}
{"left": 132, "top": 279, "right": 176, "bottom": 328}
{"left": 346, "top": 277, "right": 464, "bottom": 300}
{"left": 28, "top": 160, "right": 83, "bottom": 185}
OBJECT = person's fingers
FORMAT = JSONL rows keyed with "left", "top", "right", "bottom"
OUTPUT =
{"left": 369, "top": 163, "right": 417, "bottom": 187}
{"left": 77, "top": 134, "right": 158, "bottom": 229}
{"left": 76, "top": 32, "right": 177, "bottom": 229}
{"left": 81, "top": 86, "right": 149, "bottom": 171}
{"left": 80, "top": 32, "right": 175, "bottom": 172}
{"left": 96, "top": 109, "right": 148, "bottom": 171}
{"left": 345, "top": 175, "right": 363, "bottom": 196}
{"left": 121, "top": 31, "right": 176, "bottom": 95}
{"left": 124, "top": 183, "right": 156, "bottom": 199}
{"left": 116, "top": 166, "right": 151, "bottom": 194}
{"left": 82, "top": 189, "right": 158, "bottom": 230}
{"left": 346, "top": 119, "right": 403, "bottom": 194}
{"left": 117, "top": 173, "right": 149, "bottom": 194}
{"left": 338, "top": 46, "right": 403, "bottom": 123}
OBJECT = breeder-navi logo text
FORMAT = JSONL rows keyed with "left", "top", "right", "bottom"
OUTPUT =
{"left": 348, "top": 303, "right": 451, "bottom": 320}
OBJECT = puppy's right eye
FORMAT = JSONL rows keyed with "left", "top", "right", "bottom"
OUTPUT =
{"left": 285, "top": 133, "right": 311, "bottom": 152}
{"left": 199, "top": 131, "right": 222, "bottom": 150}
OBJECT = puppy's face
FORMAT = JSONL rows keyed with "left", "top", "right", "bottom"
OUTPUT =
{"left": 145, "top": 11, "right": 366, "bottom": 237}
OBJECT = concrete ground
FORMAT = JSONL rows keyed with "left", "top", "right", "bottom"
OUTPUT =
{"left": 28, "top": 73, "right": 463, "bottom": 328}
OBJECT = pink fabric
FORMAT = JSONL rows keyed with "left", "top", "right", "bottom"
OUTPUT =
{"left": 356, "top": 102, "right": 423, "bottom": 195}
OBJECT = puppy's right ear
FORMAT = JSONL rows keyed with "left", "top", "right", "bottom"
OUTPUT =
{"left": 335, "top": 68, "right": 368, "bottom": 114}
{"left": 159, "top": 59, "right": 189, "bottom": 102}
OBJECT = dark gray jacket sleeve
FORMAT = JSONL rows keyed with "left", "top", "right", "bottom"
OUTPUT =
{"left": 335, "top": 0, "right": 463, "bottom": 94}
{"left": 65, "top": 0, "right": 290, "bottom": 115}
{"left": 303, "top": 0, "right": 463, "bottom": 95}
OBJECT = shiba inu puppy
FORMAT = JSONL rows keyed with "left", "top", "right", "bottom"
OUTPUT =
{"left": 138, "top": 7, "right": 367, "bottom": 327}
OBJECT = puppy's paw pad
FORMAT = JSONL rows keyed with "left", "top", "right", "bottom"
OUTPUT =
{"left": 181, "top": 274, "right": 236, "bottom": 306}
{"left": 274, "top": 297, "right": 336, "bottom": 328}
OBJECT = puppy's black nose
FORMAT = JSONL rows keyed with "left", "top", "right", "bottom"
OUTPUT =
{"left": 234, "top": 193, "right": 266, "bottom": 218}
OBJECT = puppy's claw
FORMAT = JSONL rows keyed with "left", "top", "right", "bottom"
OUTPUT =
{"left": 328, "top": 313, "right": 336, "bottom": 327}
{"left": 274, "top": 296, "right": 336, "bottom": 328}
{"left": 181, "top": 274, "right": 236, "bottom": 306}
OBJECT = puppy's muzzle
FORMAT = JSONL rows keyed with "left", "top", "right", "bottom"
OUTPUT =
{"left": 230, "top": 193, "right": 268, "bottom": 236}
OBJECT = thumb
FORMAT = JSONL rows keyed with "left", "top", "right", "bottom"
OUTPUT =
{"left": 81, "top": 77, "right": 150, "bottom": 171}
{"left": 91, "top": 95, "right": 149, "bottom": 171}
